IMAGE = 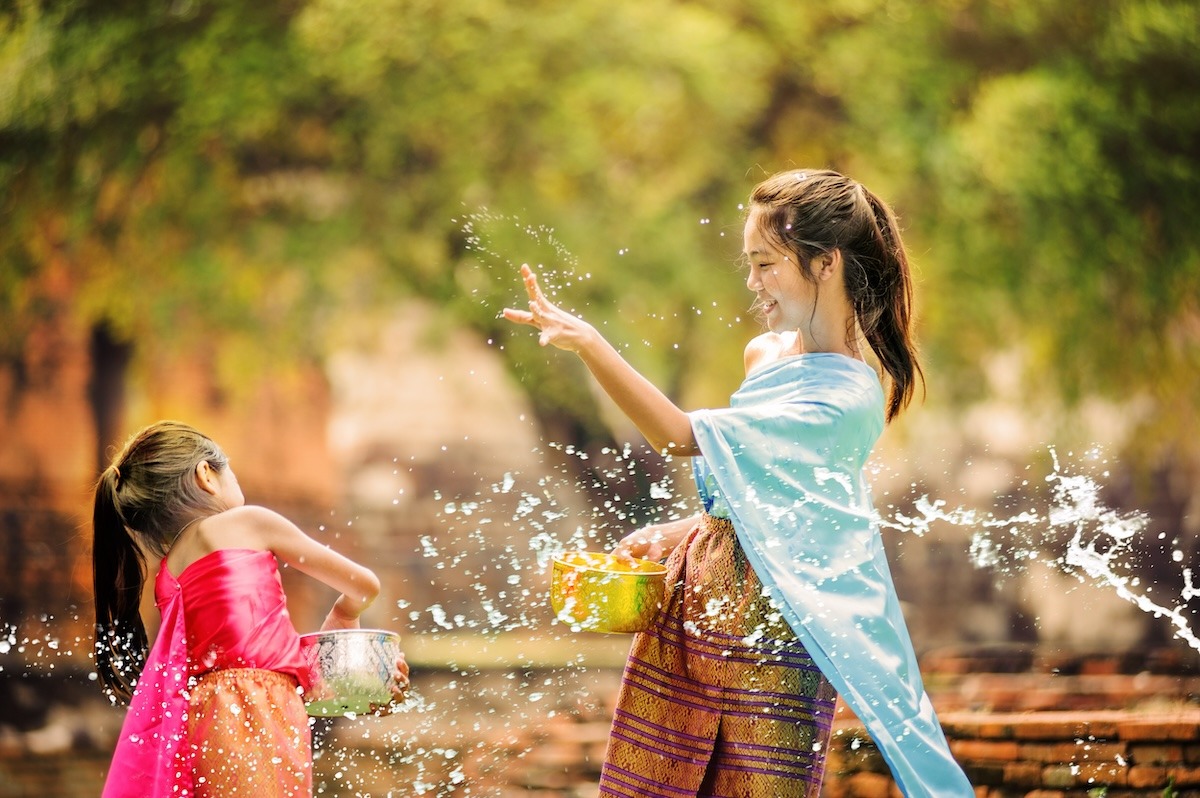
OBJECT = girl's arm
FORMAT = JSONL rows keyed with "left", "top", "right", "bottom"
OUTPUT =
{"left": 613, "top": 514, "right": 700, "bottom": 561}
{"left": 503, "top": 265, "right": 699, "bottom": 456}
{"left": 239, "top": 505, "right": 382, "bottom": 630}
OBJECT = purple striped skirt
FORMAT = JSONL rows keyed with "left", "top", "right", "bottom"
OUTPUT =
{"left": 598, "top": 514, "right": 837, "bottom": 798}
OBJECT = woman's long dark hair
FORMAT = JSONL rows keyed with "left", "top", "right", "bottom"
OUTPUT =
{"left": 92, "top": 421, "right": 229, "bottom": 702}
{"left": 749, "top": 169, "right": 924, "bottom": 422}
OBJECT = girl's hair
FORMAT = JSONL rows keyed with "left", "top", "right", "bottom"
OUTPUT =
{"left": 749, "top": 169, "right": 924, "bottom": 422}
{"left": 92, "top": 420, "right": 229, "bottom": 701}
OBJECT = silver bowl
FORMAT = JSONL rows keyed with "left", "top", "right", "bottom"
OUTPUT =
{"left": 299, "top": 629, "right": 401, "bottom": 717}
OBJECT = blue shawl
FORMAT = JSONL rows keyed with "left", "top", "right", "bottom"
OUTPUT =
{"left": 689, "top": 353, "right": 972, "bottom": 796}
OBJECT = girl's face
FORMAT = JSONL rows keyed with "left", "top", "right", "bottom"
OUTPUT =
{"left": 743, "top": 207, "right": 815, "bottom": 333}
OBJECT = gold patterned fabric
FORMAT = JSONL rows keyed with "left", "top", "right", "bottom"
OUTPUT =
{"left": 188, "top": 668, "right": 312, "bottom": 797}
{"left": 599, "top": 514, "right": 837, "bottom": 798}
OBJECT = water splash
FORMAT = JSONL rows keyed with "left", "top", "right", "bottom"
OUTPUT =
{"left": 882, "top": 447, "right": 1200, "bottom": 653}
{"left": 454, "top": 207, "right": 590, "bottom": 309}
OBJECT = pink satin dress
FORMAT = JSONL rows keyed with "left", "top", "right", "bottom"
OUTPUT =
{"left": 102, "top": 549, "right": 312, "bottom": 798}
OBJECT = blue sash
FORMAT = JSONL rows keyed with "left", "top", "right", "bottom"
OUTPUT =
{"left": 689, "top": 353, "right": 972, "bottom": 796}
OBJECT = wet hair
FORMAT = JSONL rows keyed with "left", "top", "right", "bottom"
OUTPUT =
{"left": 92, "top": 420, "right": 229, "bottom": 702}
{"left": 748, "top": 169, "right": 924, "bottom": 422}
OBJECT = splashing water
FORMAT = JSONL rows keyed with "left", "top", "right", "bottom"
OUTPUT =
{"left": 5, "top": 215, "right": 1195, "bottom": 795}
{"left": 881, "top": 447, "right": 1200, "bottom": 653}
{"left": 454, "top": 208, "right": 591, "bottom": 310}
{"left": 4, "top": 439, "right": 1196, "bottom": 795}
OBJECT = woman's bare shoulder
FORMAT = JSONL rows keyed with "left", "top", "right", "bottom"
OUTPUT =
{"left": 743, "top": 332, "right": 784, "bottom": 375}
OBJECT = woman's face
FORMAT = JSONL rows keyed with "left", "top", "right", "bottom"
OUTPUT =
{"left": 743, "top": 207, "right": 815, "bottom": 333}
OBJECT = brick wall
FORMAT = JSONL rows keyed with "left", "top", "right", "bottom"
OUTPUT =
{"left": 827, "top": 710, "right": 1200, "bottom": 798}
{"left": 3, "top": 665, "right": 1200, "bottom": 798}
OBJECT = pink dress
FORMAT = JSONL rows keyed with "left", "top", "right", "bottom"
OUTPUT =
{"left": 102, "top": 549, "right": 312, "bottom": 798}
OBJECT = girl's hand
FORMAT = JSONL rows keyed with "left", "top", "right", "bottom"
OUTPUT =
{"left": 502, "top": 264, "right": 596, "bottom": 353}
{"left": 319, "top": 605, "right": 361, "bottom": 632}
{"left": 369, "top": 653, "right": 411, "bottom": 716}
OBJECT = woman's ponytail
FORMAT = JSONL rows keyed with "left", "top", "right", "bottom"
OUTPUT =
{"left": 748, "top": 170, "right": 925, "bottom": 422}
{"left": 92, "top": 466, "right": 148, "bottom": 703}
{"left": 859, "top": 185, "right": 924, "bottom": 422}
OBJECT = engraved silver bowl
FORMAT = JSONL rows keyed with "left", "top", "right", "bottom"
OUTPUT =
{"left": 299, "top": 629, "right": 400, "bottom": 717}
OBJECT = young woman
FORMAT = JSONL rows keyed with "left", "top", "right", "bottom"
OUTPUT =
{"left": 504, "top": 169, "right": 973, "bottom": 796}
{"left": 93, "top": 420, "right": 408, "bottom": 797}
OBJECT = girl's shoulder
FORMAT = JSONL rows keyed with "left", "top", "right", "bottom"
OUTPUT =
{"left": 166, "top": 506, "right": 285, "bottom": 574}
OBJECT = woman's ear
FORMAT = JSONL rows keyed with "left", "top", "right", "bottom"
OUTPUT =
{"left": 194, "top": 461, "right": 219, "bottom": 495}
{"left": 817, "top": 250, "right": 842, "bottom": 281}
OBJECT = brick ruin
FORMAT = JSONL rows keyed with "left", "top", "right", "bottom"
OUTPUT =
{"left": 1, "top": 297, "right": 1198, "bottom": 795}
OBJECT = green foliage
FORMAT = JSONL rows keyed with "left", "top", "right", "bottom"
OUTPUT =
{"left": 1, "top": 0, "right": 1198, "bottom": 457}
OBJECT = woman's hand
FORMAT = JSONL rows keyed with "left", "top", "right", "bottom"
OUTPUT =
{"left": 613, "top": 515, "right": 701, "bottom": 563}
{"left": 614, "top": 527, "right": 669, "bottom": 562}
{"left": 502, "top": 264, "right": 597, "bottom": 353}
{"left": 503, "top": 263, "right": 700, "bottom": 455}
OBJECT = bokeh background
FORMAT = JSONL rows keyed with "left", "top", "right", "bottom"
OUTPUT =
{"left": 1, "top": 0, "right": 1198, "bottom": 795}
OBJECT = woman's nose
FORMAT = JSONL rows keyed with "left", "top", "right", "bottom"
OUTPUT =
{"left": 745, "top": 269, "right": 759, "bottom": 291}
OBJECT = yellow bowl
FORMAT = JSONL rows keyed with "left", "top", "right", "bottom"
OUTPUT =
{"left": 550, "top": 551, "right": 667, "bottom": 634}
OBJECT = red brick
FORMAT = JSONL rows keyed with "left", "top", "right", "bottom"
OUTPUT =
{"left": 951, "top": 739, "right": 1021, "bottom": 762}
{"left": 1119, "top": 718, "right": 1200, "bottom": 742}
{"left": 1127, "top": 765, "right": 1170, "bottom": 788}
{"left": 1129, "top": 743, "right": 1184, "bottom": 765}
{"left": 1014, "top": 720, "right": 1086, "bottom": 741}
{"left": 1001, "top": 761, "right": 1043, "bottom": 787}
{"left": 1021, "top": 740, "right": 1128, "bottom": 763}
{"left": 1071, "top": 741, "right": 1131, "bottom": 764}
{"left": 1042, "top": 765, "right": 1076, "bottom": 788}
{"left": 1024, "top": 791, "right": 1067, "bottom": 798}
{"left": 1073, "top": 760, "right": 1129, "bottom": 786}
{"left": 970, "top": 721, "right": 1020, "bottom": 740}
{"left": 947, "top": 712, "right": 1124, "bottom": 742}
{"left": 845, "top": 772, "right": 893, "bottom": 798}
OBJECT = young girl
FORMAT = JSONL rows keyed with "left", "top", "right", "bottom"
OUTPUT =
{"left": 93, "top": 420, "right": 408, "bottom": 798}
{"left": 504, "top": 170, "right": 973, "bottom": 796}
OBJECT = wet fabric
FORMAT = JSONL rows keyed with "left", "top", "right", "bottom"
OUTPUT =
{"left": 599, "top": 515, "right": 838, "bottom": 798}
{"left": 688, "top": 353, "right": 973, "bottom": 796}
{"left": 190, "top": 668, "right": 312, "bottom": 797}
{"left": 102, "top": 549, "right": 311, "bottom": 798}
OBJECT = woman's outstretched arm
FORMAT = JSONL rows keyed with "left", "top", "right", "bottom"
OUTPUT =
{"left": 503, "top": 264, "right": 698, "bottom": 456}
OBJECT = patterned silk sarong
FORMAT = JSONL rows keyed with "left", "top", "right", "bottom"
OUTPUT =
{"left": 190, "top": 668, "right": 312, "bottom": 797}
{"left": 599, "top": 515, "right": 837, "bottom": 798}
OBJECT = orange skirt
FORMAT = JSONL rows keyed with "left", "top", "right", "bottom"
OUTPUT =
{"left": 188, "top": 668, "right": 312, "bottom": 797}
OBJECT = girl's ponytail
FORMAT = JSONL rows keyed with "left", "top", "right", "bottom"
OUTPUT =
{"left": 90, "top": 420, "right": 230, "bottom": 702}
{"left": 92, "top": 465, "right": 148, "bottom": 703}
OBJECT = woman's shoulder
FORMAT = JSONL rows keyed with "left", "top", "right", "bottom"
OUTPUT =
{"left": 743, "top": 332, "right": 797, "bottom": 375}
